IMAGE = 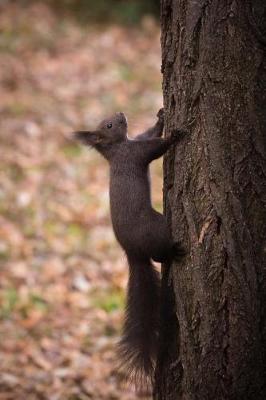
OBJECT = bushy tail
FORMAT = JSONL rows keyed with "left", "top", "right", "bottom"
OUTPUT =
{"left": 117, "top": 255, "right": 160, "bottom": 389}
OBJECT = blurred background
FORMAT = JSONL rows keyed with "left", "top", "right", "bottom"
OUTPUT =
{"left": 0, "top": 1, "right": 163, "bottom": 399}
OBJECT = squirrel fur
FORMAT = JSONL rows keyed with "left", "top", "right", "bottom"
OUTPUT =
{"left": 74, "top": 109, "right": 185, "bottom": 388}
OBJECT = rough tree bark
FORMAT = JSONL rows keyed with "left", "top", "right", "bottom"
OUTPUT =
{"left": 154, "top": 1, "right": 266, "bottom": 399}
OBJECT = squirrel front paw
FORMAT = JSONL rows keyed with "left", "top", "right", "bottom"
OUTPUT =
{"left": 157, "top": 108, "right": 164, "bottom": 122}
{"left": 170, "top": 128, "right": 188, "bottom": 144}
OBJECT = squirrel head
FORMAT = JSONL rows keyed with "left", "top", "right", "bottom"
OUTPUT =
{"left": 97, "top": 112, "right": 128, "bottom": 140}
{"left": 74, "top": 112, "right": 128, "bottom": 147}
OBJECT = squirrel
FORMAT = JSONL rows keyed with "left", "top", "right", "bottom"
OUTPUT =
{"left": 74, "top": 108, "right": 185, "bottom": 389}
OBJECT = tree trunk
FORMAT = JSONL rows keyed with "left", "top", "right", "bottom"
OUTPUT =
{"left": 154, "top": 1, "right": 266, "bottom": 399}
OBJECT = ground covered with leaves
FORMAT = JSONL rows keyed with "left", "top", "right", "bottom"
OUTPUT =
{"left": 0, "top": 3, "right": 163, "bottom": 399}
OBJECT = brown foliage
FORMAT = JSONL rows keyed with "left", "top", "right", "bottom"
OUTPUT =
{"left": 0, "top": 3, "right": 163, "bottom": 399}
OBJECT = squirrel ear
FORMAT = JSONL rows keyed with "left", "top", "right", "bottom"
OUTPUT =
{"left": 73, "top": 130, "right": 92, "bottom": 145}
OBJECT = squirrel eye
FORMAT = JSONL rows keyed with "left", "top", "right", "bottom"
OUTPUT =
{"left": 107, "top": 122, "right": 112, "bottom": 129}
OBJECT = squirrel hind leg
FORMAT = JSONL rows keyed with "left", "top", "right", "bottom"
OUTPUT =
{"left": 151, "top": 242, "right": 186, "bottom": 264}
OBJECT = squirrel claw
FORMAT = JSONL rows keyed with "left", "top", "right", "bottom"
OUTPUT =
{"left": 170, "top": 128, "right": 188, "bottom": 143}
{"left": 157, "top": 108, "right": 164, "bottom": 120}
{"left": 172, "top": 241, "right": 186, "bottom": 261}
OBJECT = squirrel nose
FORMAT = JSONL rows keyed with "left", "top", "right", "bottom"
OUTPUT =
{"left": 117, "top": 112, "right": 127, "bottom": 125}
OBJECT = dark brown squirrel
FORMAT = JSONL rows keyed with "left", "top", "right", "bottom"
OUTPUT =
{"left": 74, "top": 109, "right": 185, "bottom": 388}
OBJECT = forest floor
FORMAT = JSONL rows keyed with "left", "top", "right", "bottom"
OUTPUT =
{"left": 0, "top": 3, "right": 163, "bottom": 399}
